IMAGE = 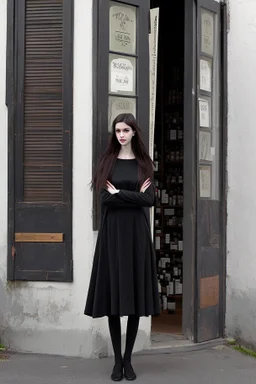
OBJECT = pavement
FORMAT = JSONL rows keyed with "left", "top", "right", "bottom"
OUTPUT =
{"left": 1, "top": 345, "right": 256, "bottom": 384}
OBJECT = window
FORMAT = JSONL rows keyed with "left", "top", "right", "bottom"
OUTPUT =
{"left": 7, "top": 0, "right": 74, "bottom": 281}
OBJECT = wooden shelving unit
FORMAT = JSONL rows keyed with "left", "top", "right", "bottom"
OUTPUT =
{"left": 153, "top": 56, "right": 184, "bottom": 315}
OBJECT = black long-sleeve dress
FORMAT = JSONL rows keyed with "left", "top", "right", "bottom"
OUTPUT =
{"left": 84, "top": 158, "right": 160, "bottom": 318}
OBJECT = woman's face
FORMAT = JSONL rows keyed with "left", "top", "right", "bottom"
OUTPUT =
{"left": 115, "top": 122, "right": 135, "bottom": 147}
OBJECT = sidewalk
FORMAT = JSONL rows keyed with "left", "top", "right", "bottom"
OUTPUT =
{"left": 1, "top": 345, "right": 256, "bottom": 384}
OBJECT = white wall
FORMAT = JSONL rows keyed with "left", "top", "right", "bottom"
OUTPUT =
{"left": 226, "top": 0, "right": 256, "bottom": 347}
{"left": 0, "top": 0, "right": 151, "bottom": 357}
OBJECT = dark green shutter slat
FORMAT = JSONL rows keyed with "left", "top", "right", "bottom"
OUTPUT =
{"left": 24, "top": 0, "right": 64, "bottom": 202}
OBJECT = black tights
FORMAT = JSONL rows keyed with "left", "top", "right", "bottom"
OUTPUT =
{"left": 108, "top": 315, "right": 140, "bottom": 365}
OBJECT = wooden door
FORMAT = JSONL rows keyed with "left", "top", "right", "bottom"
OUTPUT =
{"left": 183, "top": 0, "right": 226, "bottom": 341}
{"left": 195, "top": 0, "right": 226, "bottom": 342}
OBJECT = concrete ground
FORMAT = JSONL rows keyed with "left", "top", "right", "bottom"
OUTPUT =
{"left": 1, "top": 345, "right": 256, "bottom": 384}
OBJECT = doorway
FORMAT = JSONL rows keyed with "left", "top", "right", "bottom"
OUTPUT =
{"left": 93, "top": 0, "right": 226, "bottom": 346}
{"left": 149, "top": 0, "right": 226, "bottom": 344}
{"left": 150, "top": 0, "right": 185, "bottom": 338}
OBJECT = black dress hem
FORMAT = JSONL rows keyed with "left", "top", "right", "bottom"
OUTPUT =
{"left": 84, "top": 311, "right": 160, "bottom": 319}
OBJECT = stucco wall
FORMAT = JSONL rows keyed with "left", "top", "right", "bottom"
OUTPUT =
{"left": 0, "top": 0, "right": 150, "bottom": 357}
{"left": 226, "top": 0, "right": 256, "bottom": 347}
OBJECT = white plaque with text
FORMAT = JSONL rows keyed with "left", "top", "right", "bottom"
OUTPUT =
{"left": 109, "top": 2, "right": 136, "bottom": 55}
{"left": 110, "top": 57, "right": 134, "bottom": 93}
{"left": 199, "top": 131, "right": 212, "bottom": 161}
{"left": 201, "top": 10, "right": 214, "bottom": 56}
{"left": 200, "top": 166, "right": 211, "bottom": 198}
{"left": 199, "top": 99, "right": 210, "bottom": 128}
{"left": 108, "top": 97, "right": 136, "bottom": 132}
{"left": 200, "top": 59, "right": 212, "bottom": 92}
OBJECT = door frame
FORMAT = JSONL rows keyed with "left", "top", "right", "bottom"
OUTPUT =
{"left": 92, "top": 0, "right": 227, "bottom": 342}
{"left": 183, "top": 0, "right": 197, "bottom": 341}
{"left": 149, "top": 0, "right": 198, "bottom": 341}
{"left": 219, "top": 0, "right": 228, "bottom": 339}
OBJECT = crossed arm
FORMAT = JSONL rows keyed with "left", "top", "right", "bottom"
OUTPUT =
{"left": 101, "top": 180, "right": 155, "bottom": 208}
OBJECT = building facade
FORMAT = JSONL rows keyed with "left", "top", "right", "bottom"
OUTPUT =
{"left": 0, "top": 0, "right": 255, "bottom": 358}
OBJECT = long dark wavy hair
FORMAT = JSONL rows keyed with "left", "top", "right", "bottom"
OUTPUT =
{"left": 92, "top": 113, "right": 154, "bottom": 191}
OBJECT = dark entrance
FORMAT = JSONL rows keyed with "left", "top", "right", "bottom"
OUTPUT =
{"left": 150, "top": 0, "right": 227, "bottom": 342}
{"left": 150, "top": 0, "right": 185, "bottom": 337}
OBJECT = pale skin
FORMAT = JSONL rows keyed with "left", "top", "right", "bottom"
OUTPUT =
{"left": 106, "top": 122, "right": 151, "bottom": 195}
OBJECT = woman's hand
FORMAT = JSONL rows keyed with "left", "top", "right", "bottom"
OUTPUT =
{"left": 106, "top": 180, "right": 120, "bottom": 195}
{"left": 140, "top": 178, "right": 151, "bottom": 193}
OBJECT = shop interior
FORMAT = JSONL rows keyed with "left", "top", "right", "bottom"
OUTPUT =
{"left": 150, "top": 0, "right": 185, "bottom": 336}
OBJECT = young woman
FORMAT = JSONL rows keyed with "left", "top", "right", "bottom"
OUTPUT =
{"left": 84, "top": 113, "right": 160, "bottom": 381}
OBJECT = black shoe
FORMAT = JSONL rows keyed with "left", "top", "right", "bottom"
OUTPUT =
{"left": 111, "top": 363, "right": 124, "bottom": 382}
{"left": 123, "top": 360, "right": 136, "bottom": 381}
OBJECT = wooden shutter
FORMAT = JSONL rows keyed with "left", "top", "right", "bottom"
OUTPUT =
{"left": 24, "top": 0, "right": 64, "bottom": 202}
{"left": 7, "top": 0, "right": 73, "bottom": 281}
